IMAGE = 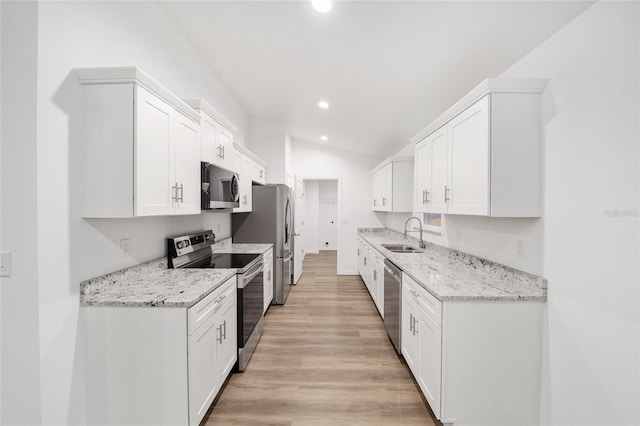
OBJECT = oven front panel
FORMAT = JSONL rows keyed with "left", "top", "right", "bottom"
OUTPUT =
{"left": 237, "top": 270, "right": 264, "bottom": 347}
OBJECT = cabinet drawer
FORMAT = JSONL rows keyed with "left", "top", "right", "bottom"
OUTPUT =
{"left": 188, "top": 276, "right": 236, "bottom": 335}
{"left": 403, "top": 273, "right": 442, "bottom": 326}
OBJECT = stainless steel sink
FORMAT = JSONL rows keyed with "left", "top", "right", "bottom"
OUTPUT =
{"left": 381, "top": 243, "right": 423, "bottom": 254}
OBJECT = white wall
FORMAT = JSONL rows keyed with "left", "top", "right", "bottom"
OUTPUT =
{"left": 318, "top": 180, "right": 338, "bottom": 250}
{"left": 3, "top": 2, "right": 246, "bottom": 425}
{"left": 246, "top": 117, "right": 289, "bottom": 184}
{"left": 500, "top": 2, "right": 639, "bottom": 424}
{"left": 291, "top": 139, "right": 383, "bottom": 274}
{"left": 303, "top": 180, "right": 319, "bottom": 254}
{"left": 1, "top": 2, "right": 42, "bottom": 424}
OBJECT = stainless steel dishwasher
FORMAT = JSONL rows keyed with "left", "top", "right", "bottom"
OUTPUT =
{"left": 383, "top": 259, "right": 402, "bottom": 354}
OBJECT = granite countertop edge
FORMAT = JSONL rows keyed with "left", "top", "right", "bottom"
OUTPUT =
{"left": 357, "top": 228, "right": 547, "bottom": 302}
{"left": 80, "top": 240, "right": 273, "bottom": 308}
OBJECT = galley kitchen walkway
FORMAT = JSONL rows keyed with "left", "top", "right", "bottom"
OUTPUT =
{"left": 203, "top": 250, "right": 440, "bottom": 425}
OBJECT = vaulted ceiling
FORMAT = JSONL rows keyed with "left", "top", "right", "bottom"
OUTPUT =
{"left": 162, "top": 1, "right": 592, "bottom": 158}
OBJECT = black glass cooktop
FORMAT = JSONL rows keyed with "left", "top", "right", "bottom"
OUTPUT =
{"left": 188, "top": 253, "right": 261, "bottom": 270}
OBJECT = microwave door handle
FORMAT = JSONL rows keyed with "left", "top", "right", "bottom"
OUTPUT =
{"left": 230, "top": 174, "right": 239, "bottom": 202}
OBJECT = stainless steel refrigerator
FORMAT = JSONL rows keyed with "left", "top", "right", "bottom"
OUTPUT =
{"left": 232, "top": 184, "right": 293, "bottom": 305}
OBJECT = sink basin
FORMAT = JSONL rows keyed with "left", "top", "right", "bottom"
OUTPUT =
{"left": 381, "top": 244, "right": 423, "bottom": 254}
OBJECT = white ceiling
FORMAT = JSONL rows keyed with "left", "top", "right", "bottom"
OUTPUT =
{"left": 161, "top": 0, "right": 592, "bottom": 158}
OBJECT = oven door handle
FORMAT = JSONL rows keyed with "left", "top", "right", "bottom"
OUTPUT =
{"left": 241, "top": 260, "right": 264, "bottom": 288}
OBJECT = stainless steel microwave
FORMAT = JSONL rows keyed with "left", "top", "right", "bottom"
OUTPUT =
{"left": 201, "top": 162, "right": 240, "bottom": 209}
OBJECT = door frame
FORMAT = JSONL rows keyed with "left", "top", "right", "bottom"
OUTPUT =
{"left": 298, "top": 176, "right": 342, "bottom": 275}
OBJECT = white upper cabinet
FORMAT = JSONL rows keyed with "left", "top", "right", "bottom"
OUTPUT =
{"left": 184, "top": 99, "right": 236, "bottom": 172}
{"left": 412, "top": 79, "right": 547, "bottom": 217}
{"left": 371, "top": 158, "right": 414, "bottom": 212}
{"left": 76, "top": 67, "right": 201, "bottom": 217}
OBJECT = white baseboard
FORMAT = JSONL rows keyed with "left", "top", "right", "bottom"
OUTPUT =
{"left": 305, "top": 249, "right": 319, "bottom": 254}
{"left": 338, "top": 269, "right": 358, "bottom": 275}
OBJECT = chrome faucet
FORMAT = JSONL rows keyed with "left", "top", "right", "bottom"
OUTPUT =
{"left": 404, "top": 216, "right": 426, "bottom": 249}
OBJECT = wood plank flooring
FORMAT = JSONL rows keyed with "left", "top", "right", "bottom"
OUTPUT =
{"left": 202, "top": 250, "right": 440, "bottom": 425}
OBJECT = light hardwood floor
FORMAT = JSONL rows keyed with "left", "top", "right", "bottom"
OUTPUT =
{"left": 202, "top": 250, "right": 441, "bottom": 425}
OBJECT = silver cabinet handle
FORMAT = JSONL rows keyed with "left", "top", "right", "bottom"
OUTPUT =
{"left": 172, "top": 183, "right": 179, "bottom": 202}
{"left": 413, "top": 318, "right": 419, "bottom": 335}
{"left": 382, "top": 197, "right": 387, "bottom": 206}
{"left": 222, "top": 319, "right": 227, "bottom": 340}
{"left": 216, "top": 324, "right": 223, "bottom": 343}
{"left": 373, "top": 270, "right": 377, "bottom": 281}
{"left": 357, "top": 249, "right": 360, "bottom": 256}
{"left": 259, "top": 169, "right": 264, "bottom": 178}
{"left": 422, "top": 190, "right": 427, "bottom": 204}
{"left": 221, "top": 145, "right": 225, "bottom": 159}
{"left": 268, "top": 270, "right": 271, "bottom": 281}
{"left": 364, "top": 257, "right": 367, "bottom": 266}
{"left": 373, "top": 199, "right": 377, "bottom": 206}
{"left": 445, "top": 185, "right": 450, "bottom": 203}
{"left": 179, "top": 183, "right": 184, "bottom": 202}
{"left": 425, "top": 190, "right": 430, "bottom": 204}
{"left": 409, "top": 313, "right": 414, "bottom": 332}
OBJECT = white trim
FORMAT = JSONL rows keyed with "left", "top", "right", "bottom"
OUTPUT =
{"left": 74, "top": 66, "right": 200, "bottom": 122}
{"left": 372, "top": 156, "right": 413, "bottom": 174}
{"left": 183, "top": 98, "right": 238, "bottom": 133}
{"left": 410, "top": 78, "right": 548, "bottom": 143}
{"left": 233, "top": 142, "right": 268, "bottom": 167}
{"left": 305, "top": 249, "right": 319, "bottom": 254}
{"left": 338, "top": 269, "right": 358, "bottom": 276}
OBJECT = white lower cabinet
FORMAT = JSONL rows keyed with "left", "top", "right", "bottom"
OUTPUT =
{"left": 84, "top": 277, "right": 237, "bottom": 426}
{"left": 357, "top": 237, "right": 384, "bottom": 317}
{"left": 401, "top": 273, "right": 542, "bottom": 425}
{"left": 263, "top": 248, "right": 274, "bottom": 312}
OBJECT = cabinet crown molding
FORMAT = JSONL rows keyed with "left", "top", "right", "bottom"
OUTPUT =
{"left": 233, "top": 142, "right": 268, "bottom": 168}
{"left": 184, "top": 98, "right": 238, "bottom": 134}
{"left": 410, "top": 78, "right": 548, "bottom": 143}
{"left": 74, "top": 66, "right": 200, "bottom": 123}
{"left": 372, "top": 156, "right": 413, "bottom": 174}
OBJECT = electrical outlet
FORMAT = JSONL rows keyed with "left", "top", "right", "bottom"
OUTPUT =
{"left": 516, "top": 239, "right": 525, "bottom": 259}
{"left": 120, "top": 239, "right": 131, "bottom": 257}
{"left": 0, "top": 251, "right": 12, "bottom": 277}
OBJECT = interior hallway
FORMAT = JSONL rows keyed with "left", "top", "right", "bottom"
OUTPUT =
{"left": 203, "top": 250, "right": 440, "bottom": 425}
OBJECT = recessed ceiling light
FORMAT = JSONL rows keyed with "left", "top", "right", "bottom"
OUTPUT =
{"left": 312, "top": 0, "right": 332, "bottom": 13}
{"left": 320, "top": 135, "right": 329, "bottom": 141}
{"left": 318, "top": 100, "right": 330, "bottom": 109}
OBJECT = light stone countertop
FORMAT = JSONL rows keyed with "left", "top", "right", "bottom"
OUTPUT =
{"left": 210, "top": 238, "right": 273, "bottom": 255}
{"left": 358, "top": 228, "right": 546, "bottom": 302}
{"left": 80, "top": 240, "right": 272, "bottom": 308}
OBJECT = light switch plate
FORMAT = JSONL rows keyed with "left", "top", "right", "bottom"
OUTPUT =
{"left": 1, "top": 251, "right": 12, "bottom": 277}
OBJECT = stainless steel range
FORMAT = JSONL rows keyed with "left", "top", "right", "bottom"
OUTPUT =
{"left": 167, "top": 230, "right": 264, "bottom": 372}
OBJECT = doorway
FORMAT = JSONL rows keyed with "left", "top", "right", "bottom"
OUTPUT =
{"left": 293, "top": 177, "right": 341, "bottom": 277}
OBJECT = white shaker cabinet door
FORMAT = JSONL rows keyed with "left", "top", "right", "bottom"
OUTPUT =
{"left": 417, "top": 310, "right": 442, "bottom": 419}
{"left": 217, "top": 127, "right": 234, "bottom": 171}
{"left": 429, "top": 128, "right": 448, "bottom": 214}
{"left": 135, "top": 86, "right": 175, "bottom": 216}
{"left": 216, "top": 290, "right": 238, "bottom": 384}
{"left": 187, "top": 314, "right": 218, "bottom": 426}
{"left": 447, "top": 95, "right": 490, "bottom": 215}
{"left": 174, "top": 113, "right": 200, "bottom": 215}
{"left": 414, "top": 140, "right": 430, "bottom": 213}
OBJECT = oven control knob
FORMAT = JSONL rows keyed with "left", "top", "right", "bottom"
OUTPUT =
{"left": 204, "top": 234, "right": 210, "bottom": 241}
{"left": 177, "top": 241, "right": 185, "bottom": 249}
